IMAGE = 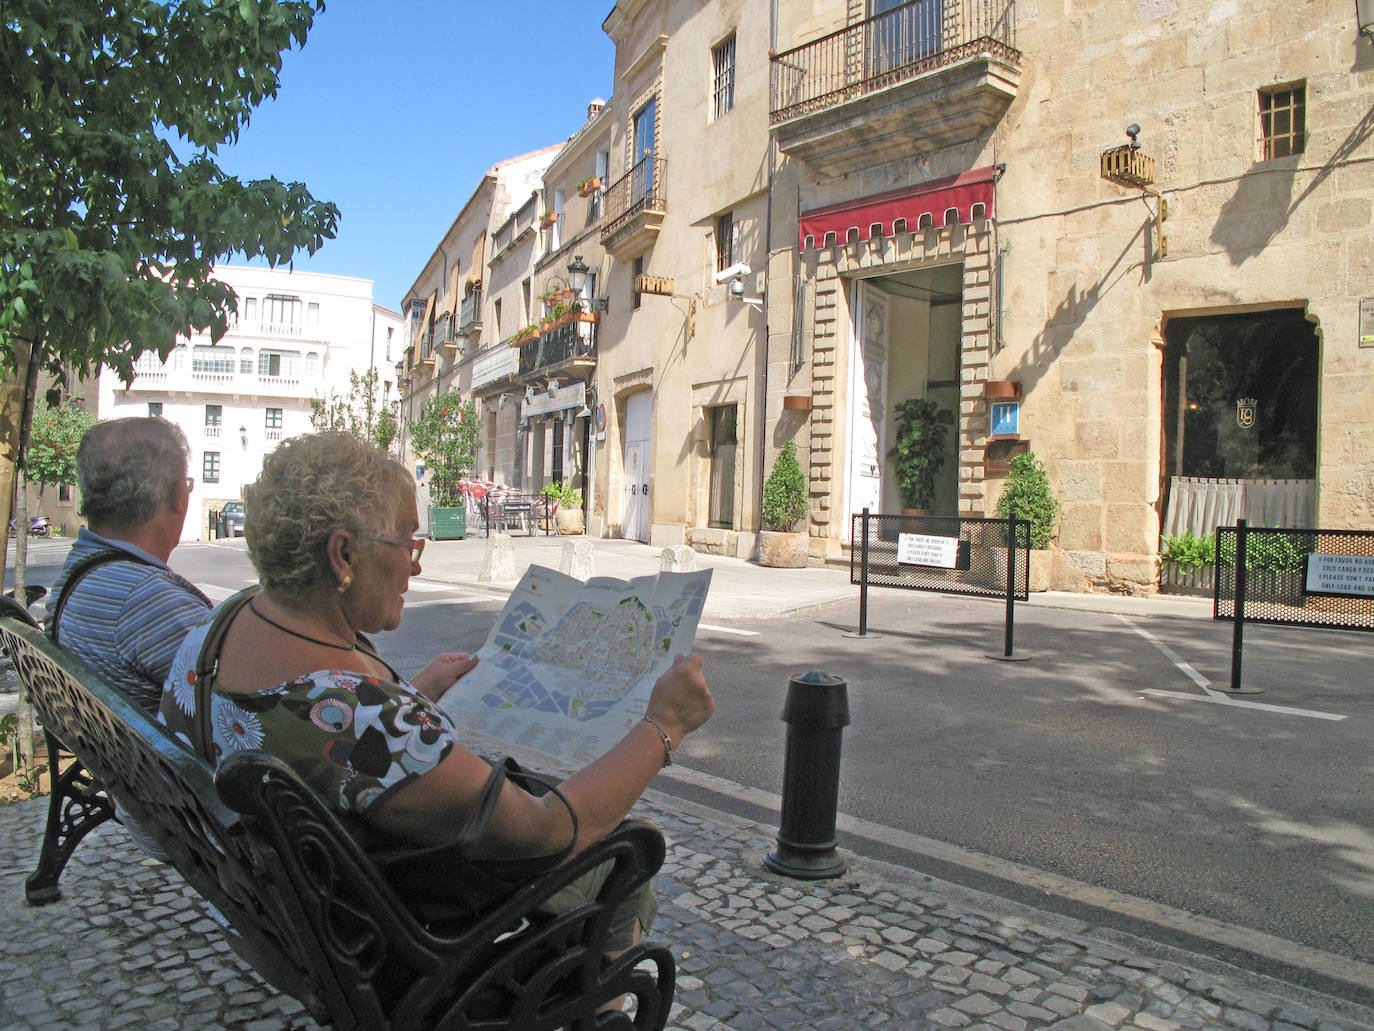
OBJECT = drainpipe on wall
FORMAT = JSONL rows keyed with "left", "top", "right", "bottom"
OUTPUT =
{"left": 759, "top": 0, "right": 780, "bottom": 544}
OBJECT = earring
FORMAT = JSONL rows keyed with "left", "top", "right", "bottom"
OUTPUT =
{"left": 338, "top": 575, "right": 353, "bottom": 594}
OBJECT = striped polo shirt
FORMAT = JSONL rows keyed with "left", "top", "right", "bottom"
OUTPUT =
{"left": 46, "top": 529, "right": 213, "bottom": 714}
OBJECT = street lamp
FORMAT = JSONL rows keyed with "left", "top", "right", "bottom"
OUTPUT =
{"left": 567, "top": 255, "right": 588, "bottom": 294}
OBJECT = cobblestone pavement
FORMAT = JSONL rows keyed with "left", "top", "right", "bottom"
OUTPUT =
{"left": 2, "top": 790, "right": 1372, "bottom": 1031}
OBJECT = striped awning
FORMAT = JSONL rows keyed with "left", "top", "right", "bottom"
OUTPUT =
{"left": 799, "top": 166, "right": 996, "bottom": 250}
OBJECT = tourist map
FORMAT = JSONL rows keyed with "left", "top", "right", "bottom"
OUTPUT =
{"left": 436, "top": 564, "right": 713, "bottom": 764}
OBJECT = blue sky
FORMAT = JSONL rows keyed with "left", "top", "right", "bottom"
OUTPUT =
{"left": 217, "top": 1, "right": 617, "bottom": 313}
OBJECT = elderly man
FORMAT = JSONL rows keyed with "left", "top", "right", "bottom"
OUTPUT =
{"left": 46, "top": 418, "right": 213, "bottom": 859}
{"left": 47, "top": 417, "right": 212, "bottom": 711}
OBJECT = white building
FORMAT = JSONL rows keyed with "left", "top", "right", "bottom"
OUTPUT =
{"left": 98, "top": 266, "right": 403, "bottom": 540}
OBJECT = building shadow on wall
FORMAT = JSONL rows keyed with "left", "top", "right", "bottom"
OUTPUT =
{"left": 1004, "top": 220, "right": 1149, "bottom": 401}
{"left": 1211, "top": 102, "right": 1374, "bottom": 266}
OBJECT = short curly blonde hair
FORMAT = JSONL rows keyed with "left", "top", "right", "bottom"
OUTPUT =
{"left": 245, "top": 432, "right": 415, "bottom": 600}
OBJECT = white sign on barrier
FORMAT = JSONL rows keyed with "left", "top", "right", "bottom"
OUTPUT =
{"left": 1305, "top": 553, "right": 1374, "bottom": 597}
{"left": 897, "top": 533, "right": 960, "bottom": 568}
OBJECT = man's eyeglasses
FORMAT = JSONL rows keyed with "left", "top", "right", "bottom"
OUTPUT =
{"left": 185, "top": 478, "right": 195, "bottom": 492}
{"left": 373, "top": 534, "right": 426, "bottom": 562}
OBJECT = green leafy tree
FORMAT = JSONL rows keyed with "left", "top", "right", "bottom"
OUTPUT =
{"left": 0, "top": 0, "right": 339, "bottom": 542}
{"left": 761, "top": 439, "right": 808, "bottom": 532}
{"left": 410, "top": 391, "right": 480, "bottom": 508}
{"left": 27, "top": 401, "right": 98, "bottom": 498}
{"left": 995, "top": 451, "right": 1060, "bottom": 550}
{"left": 310, "top": 368, "right": 398, "bottom": 451}
{"left": 0, "top": 0, "right": 337, "bottom": 782}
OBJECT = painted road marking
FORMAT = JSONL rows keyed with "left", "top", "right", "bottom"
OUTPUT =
{"left": 698, "top": 623, "right": 759, "bottom": 636}
{"left": 1115, "top": 614, "right": 1212, "bottom": 690}
{"left": 1140, "top": 688, "right": 1346, "bottom": 721}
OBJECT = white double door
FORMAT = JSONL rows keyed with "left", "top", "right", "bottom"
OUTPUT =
{"left": 622, "top": 391, "right": 652, "bottom": 542}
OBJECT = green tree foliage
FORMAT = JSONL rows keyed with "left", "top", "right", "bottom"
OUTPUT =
{"left": 27, "top": 401, "right": 98, "bottom": 492}
{"left": 995, "top": 451, "right": 1060, "bottom": 550}
{"left": 310, "top": 368, "right": 398, "bottom": 452}
{"left": 761, "top": 439, "right": 808, "bottom": 532}
{"left": 0, "top": 0, "right": 340, "bottom": 387}
{"left": 409, "top": 391, "right": 480, "bottom": 508}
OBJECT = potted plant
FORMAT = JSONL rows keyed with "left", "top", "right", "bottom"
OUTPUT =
{"left": 886, "top": 398, "right": 955, "bottom": 515}
{"left": 547, "top": 483, "right": 586, "bottom": 535}
{"left": 758, "top": 439, "right": 808, "bottom": 568}
{"left": 540, "top": 209, "right": 558, "bottom": 228}
{"left": 410, "top": 390, "right": 481, "bottom": 540}
{"left": 994, "top": 451, "right": 1060, "bottom": 592}
{"left": 1160, "top": 530, "right": 1216, "bottom": 595}
{"left": 576, "top": 176, "right": 602, "bottom": 197}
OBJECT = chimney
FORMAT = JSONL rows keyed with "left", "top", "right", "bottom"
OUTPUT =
{"left": 587, "top": 98, "right": 605, "bottom": 121}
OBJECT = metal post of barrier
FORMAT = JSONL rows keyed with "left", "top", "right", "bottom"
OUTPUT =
{"left": 765, "top": 671, "right": 850, "bottom": 879}
{"left": 1222, "top": 519, "right": 1261, "bottom": 694}
{"left": 988, "top": 514, "right": 1031, "bottom": 661}
{"left": 844, "top": 508, "right": 880, "bottom": 639}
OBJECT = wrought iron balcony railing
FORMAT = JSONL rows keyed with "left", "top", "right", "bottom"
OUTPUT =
{"left": 601, "top": 155, "right": 665, "bottom": 242}
{"left": 459, "top": 289, "right": 482, "bottom": 335}
{"left": 770, "top": 0, "right": 1018, "bottom": 124}
{"left": 519, "top": 321, "right": 597, "bottom": 378}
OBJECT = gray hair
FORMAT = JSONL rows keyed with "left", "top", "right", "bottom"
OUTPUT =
{"left": 245, "top": 432, "right": 414, "bottom": 600}
{"left": 77, "top": 417, "right": 189, "bottom": 530}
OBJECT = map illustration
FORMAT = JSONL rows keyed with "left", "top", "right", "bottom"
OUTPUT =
{"left": 436, "top": 565, "right": 712, "bottom": 764}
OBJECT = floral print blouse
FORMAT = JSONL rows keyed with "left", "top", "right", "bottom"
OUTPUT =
{"left": 158, "top": 605, "right": 456, "bottom": 815}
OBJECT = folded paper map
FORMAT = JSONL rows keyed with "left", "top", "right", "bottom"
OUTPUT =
{"left": 436, "top": 564, "right": 713, "bottom": 765}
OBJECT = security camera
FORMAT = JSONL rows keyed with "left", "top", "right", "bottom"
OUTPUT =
{"left": 714, "top": 262, "right": 752, "bottom": 285}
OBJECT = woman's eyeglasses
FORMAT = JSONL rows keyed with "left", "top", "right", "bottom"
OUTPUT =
{"left": 373, "top": 534, "right": 426, "bottom": 561}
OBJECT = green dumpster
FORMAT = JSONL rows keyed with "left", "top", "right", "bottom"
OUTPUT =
{"left": 429, "top": 506, "right": 466, "bottom": 540}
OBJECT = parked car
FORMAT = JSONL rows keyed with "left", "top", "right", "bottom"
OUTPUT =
{"left": 218, "top": 501, "right": 245, "bottom": 538}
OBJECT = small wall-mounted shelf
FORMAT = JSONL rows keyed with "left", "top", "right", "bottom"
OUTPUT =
{"left": 983, "top": 380, "right": 1020, "bottom": 400}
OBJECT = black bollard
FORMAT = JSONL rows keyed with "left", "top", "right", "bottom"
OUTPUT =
{"left": 765, "top": 671, "right": 851, "bottom": 879}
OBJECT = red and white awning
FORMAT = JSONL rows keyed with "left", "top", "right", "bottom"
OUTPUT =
{"left": 799, "top": 166, "right": 996, "bottom": 251}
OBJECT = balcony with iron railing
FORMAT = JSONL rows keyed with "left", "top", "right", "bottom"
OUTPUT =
{"left": 458, "top": 289, "right": 482, "bottom": 337}
{"left": 770, "top": 0, "right": 1020, "bottom": 176}
{"left": 518, "top": 321, "right": 597, "bottom": 379}
{"left": 600, "top": 155, "right": 665, "bottom": 259}
{"left": 472, "top": 340, "right": 519, "bottom": 391}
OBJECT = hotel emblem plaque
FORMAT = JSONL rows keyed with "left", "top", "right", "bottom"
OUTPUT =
{"left": 1235, "top": 397, "right": 1257, "bottom": 429}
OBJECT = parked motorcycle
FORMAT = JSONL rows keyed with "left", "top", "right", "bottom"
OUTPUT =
{"left": 7, "top": 515, "right": 51, "bottom": 538}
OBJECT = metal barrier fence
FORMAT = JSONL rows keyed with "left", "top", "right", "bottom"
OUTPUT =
{"left": 849, "top": 509, "right": 1030, "bottom": 656}
{"left": 1214, "top": 520, "right": 1374, "bottom": 692}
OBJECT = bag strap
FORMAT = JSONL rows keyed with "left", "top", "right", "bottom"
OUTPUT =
{"left": 190, "top": 587, "right": 259, "bottom": 764}
{"left": 451, "top": 757, "right": 579, "bottom": 863}
{"left": 48, "top": 547, "right": 159, "bottom": 644}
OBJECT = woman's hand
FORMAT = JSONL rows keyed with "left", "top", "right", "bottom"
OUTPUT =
{"left": 411, "top": 652, "right": 479, "bottom": 702}
{"left": 644, "top": 653, "right": 714, "bottom": 748}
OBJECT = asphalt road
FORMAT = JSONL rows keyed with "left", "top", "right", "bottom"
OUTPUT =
{"left": 8, "top": 537, "right": 1373, "bottom": 992}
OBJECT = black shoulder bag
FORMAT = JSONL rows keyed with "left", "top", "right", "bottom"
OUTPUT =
{"left": 190, "top": 588, "right": 578, "bottom": 925}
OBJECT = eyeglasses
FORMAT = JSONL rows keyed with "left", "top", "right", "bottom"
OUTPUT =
{"left": 185, "top": 478, "right": 195, "bottom": 492}
{"left": 373, "top": 534, "right": 426, "bottom": 562}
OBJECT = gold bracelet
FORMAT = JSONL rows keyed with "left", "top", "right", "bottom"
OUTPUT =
{"left": 641, "top": 714, "right": 674, "bottom": 768}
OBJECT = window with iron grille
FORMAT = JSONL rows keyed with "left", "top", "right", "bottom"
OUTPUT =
{"left": 203, "top": 452, "right": 220, "bottom": 484}
{"left": 1260, "top": 82, "right": 1305, "bottom": 160}
{"left": 713, "top": 33, "right": 736, "bottom": 120}
{"left": 715, "top": 211, "right": 734, "bottom": 272}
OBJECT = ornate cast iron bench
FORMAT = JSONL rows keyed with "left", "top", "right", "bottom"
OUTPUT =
{"left": 0, "top": 606, "right": 675, "bottom": 1030}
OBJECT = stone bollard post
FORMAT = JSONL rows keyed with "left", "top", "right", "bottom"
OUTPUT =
{"left": 660, "top": 544, "right": 698, "bottom": 572}
{"left": 764, "top": 671, "right": 851, "bottom": 879}
{"left": 560, "top": 538, "right": 596, "bottom": 580}
{"left": 478, "top": 533, "right": 518, "bottom": 583}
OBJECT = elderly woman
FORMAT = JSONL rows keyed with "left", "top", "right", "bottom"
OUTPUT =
{"left": 157, "top": 431, "right": 713, "bottom": 947}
